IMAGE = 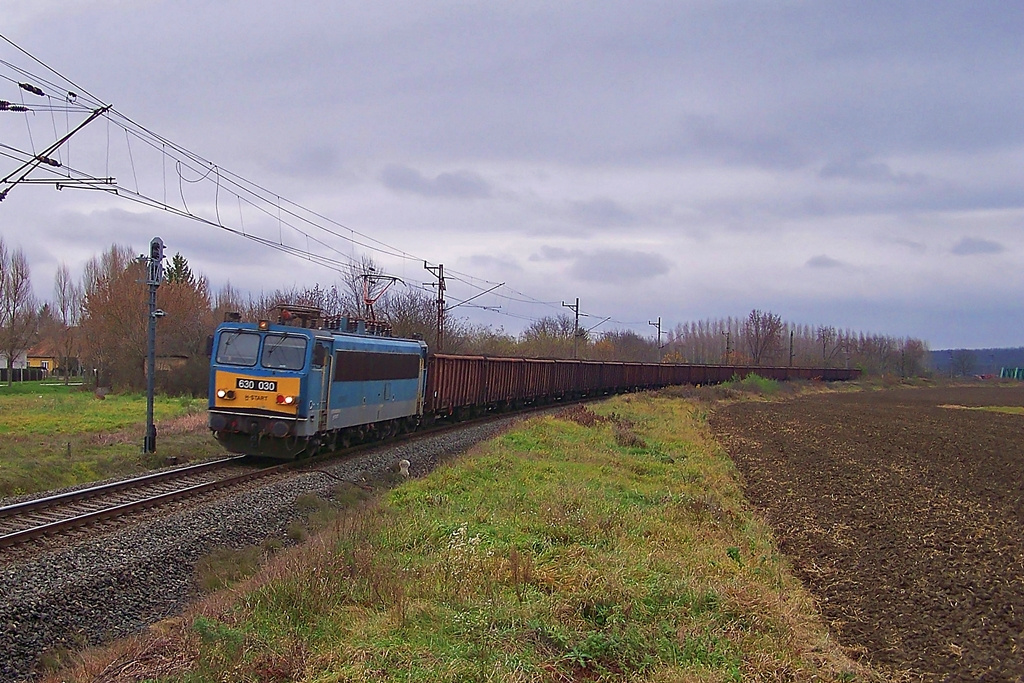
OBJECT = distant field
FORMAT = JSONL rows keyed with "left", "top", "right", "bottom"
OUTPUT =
{"left": 0, "top": 381, "right": 222, "bottom": 498}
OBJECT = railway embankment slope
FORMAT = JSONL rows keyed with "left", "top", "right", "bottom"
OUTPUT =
{"left": 46, "top": 391, "right": 873, "bottom": 682}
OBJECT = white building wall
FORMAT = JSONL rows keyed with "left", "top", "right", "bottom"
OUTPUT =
{"left": 0, "top": 352, "right": 28, "bottom": 369}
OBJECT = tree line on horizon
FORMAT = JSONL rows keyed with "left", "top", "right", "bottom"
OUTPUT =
{"left": 0, "top": 242, "right": 933, "bottom": 394}
{"left": 664, "top": 313, "right": 930, "bottom": 377}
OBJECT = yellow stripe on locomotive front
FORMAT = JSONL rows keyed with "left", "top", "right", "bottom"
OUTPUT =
{"left": 213, "top": 370, "right": 301, "bottom": 415}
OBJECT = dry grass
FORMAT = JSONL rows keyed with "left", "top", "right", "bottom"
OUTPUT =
{"left": 45, "top": 392, "right": 881, "bottom": 683}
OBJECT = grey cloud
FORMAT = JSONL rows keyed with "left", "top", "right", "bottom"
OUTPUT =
{"left": 381, "top": 165, "right": 491, "bottom": 199}
{"left": 52, "top": 207, "right": 169, "bottom": 247}
{"left": 819, "top": 157, "right": 928, "bottom": 186}
{"left": 706, "top": 180, "right": 1024, "bottom": 227}
{"left": 806, "top": 255, "right": 845, "bottom": 269}
{"left": 268, "top": 144, "right": 344, "bottom": 179}
{"left": 568, "top": 249, "right": 671, "bottom": 284}
{"left": 23, "top": 2, "right": 1024, "bottom": 171}
{"left": 568, "top": 198, "right": 637, "bottom": 228}
{"left": 528, "top": 246, "right": 577, "bottom": 262}
{"left": 888, "top": 237, "right": 927, "bottom": 254}
{"left": 951, "top": 237, "right": 1005, "bottom": 256}
{"left": 462, "top": 253, "right": 523, "bottom": 273}
{"left": 655, "top": 114, "right": 809, "bottom": 170}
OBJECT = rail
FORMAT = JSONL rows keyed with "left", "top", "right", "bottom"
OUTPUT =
{"left": 0, "top": 456, "right": 285, "bottom": 548}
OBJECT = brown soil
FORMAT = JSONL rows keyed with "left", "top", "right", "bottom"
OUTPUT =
{"left": 709, "top": 384, "right": 1024, "bottom": 682}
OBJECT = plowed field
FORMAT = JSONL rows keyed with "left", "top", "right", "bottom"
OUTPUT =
{"left": 709, "top": 384, "right": 1024, "bottom": 682}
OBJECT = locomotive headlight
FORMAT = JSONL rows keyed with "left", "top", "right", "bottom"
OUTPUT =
{"left": 217, "top": 389, "right": 236, "bottom": 400}
{"left": 276, "top": 394, "right": 296, "bottom": 405}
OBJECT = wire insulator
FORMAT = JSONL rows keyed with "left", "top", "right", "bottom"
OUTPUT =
{"left": 19, "top": 82, "right": 45, "bottom": 97}
{"left": 35, "top": 155, "right": 61, "bottom": 167}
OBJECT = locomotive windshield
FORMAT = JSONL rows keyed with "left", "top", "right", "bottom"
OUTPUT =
{"left": 216, "top": 331, "right": 260, "bottom": 366}
{"left": 261, "top": 334, "right": 307, "bottom": 370}
{"left": 215, "top": 330, "right": 308, "bottom": 370}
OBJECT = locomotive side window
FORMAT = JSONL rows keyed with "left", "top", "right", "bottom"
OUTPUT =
{"left": 261, "top": 334, "right": 308, "bottom": 370}
{"left": 313, "top": 342, "right": 328, "bottom": 368}
{"left": 333, "top": 351, "right": 421, "bottom": 382}
{"left": 216, "top": 331, "right": 260, "bottom": 366}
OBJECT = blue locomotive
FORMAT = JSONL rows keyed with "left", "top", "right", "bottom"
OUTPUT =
{"left": 208, "top": 304, "right": 427, "bottom": 458}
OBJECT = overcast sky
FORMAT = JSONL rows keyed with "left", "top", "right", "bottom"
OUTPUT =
{"left": 2, "top": 1, "right": 1022, "bottom": 349}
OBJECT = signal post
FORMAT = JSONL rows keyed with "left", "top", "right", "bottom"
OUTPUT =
{"left": 144, "top": 237, "right": 165, "bottom": 453}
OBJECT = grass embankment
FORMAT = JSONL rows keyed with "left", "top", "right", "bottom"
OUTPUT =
{"left": 0, "top": 381, "right": 222, "bottom": 498}
{"left": 53, "top": 389, "right": 874, "bottom": 682}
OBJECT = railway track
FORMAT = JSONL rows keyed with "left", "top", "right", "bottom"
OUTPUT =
{"left": 0, "top": 406, "right": 557, "bottom": 552}
{"left": 0, "top": 456, "right": 284, "bottom": 549}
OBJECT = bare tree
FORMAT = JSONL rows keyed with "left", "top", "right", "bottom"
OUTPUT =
{"left": 816, "top": 325, "right": 842, "bottom": 368}
{"left": 591, "top": 329, "right": 659, "bottom": 362}
{"left": 79, "top": 245, "right": 145, "bottom": 389}
{"left": 54, "top": 263, "right": 82, "bottom": 384}
{"left": 658, "top": 311, "right": 928, "bottom": 376}
{"left": 0, "top": 244, "right": 38, "bottom": 385}
{"left": 744, "top": 309, "right": 783, "bottom": 366}
{"left": 213, "top": 281, "right": 244, "bottom": 322}
{"left": 900, "top": 338, "right": 929, "bottom": 378}
{"left": 79, "top": 246, "right": 217, "bottom": 392}
{"left": 380, "top": 288, "right": 436, "bottom": 345}
{"left": 520, "top": 314, "right": 577, "bottom": 358}
{"left": 950, "top": 349, "right": 977, "bottom": 377}
{"left": 157, "top": 267, "right": 215, "bottom": 395}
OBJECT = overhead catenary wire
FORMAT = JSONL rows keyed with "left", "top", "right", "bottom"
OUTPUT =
{"left": 0, "top": 34, "right": 661, "bottom": 337}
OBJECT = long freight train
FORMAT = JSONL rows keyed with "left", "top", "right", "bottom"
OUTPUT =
{"left": 207, "top": 305, "right": 859, "bottom": 458}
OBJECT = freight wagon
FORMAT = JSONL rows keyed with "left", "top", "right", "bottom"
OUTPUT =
{"left": 423, "top": 355, "right": 856, "bottom": 417}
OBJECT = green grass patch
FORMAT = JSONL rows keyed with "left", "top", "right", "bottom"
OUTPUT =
{"left": 725, "top": 373, "right": 782, "bottom": 395}
{"left": 0, "top": 381, "right": 223, "bottom": 498}
{"left": 941, "top": 403, "right": 1024, "bottom": 416}
{"left": 132, "top": 394, "right": 873, "bottom": 683}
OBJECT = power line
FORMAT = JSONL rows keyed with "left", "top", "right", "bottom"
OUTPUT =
{"left": 0, "top": 34, "right": 665, "bottom": 337}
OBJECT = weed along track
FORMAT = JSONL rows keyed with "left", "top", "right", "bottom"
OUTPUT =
{"left": 0, "top": 412, "right": 537, "bottom": 555}
{"left": 0, "top": 456, "right": 278, "bottom": 550}
{"left": 709, "top": 384, "right": 1024, "bottom": 682}
{"left": 0, "top": 413, "right": 531, "bottom": 682}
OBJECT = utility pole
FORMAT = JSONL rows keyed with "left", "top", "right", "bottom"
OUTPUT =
{"left": 649, "top": 317, "right": 663, "bottom": 362}
{"left": 144, "top": 237, "right": 165, "bottom": 454}
{"left": 424, "top": 262, "right": 445, "bottom": 353}
{"left": 789, "top": 329, "right": 795, "bottom": 367}
{"left": 723, "top": 331, "right": 731, "bottom": 364}
{"left": 562, "top": 298, "right": 580, "bottom": 359}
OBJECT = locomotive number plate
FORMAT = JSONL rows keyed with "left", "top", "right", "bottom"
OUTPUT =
{"left": 236, "top": 378, "right": 277, "bottom": 392}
